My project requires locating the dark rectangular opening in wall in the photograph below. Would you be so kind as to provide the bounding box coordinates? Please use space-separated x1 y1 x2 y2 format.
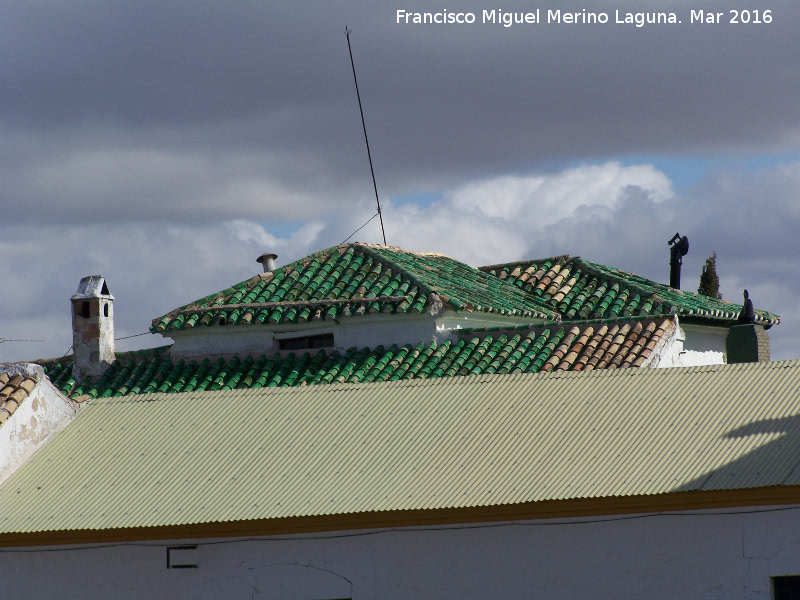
774 576 800 599
167 545 197 569
279 333 334 351
80 301 90 318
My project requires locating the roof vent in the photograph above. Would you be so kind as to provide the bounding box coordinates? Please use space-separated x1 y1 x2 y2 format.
668 233 689 289
256 253 278 273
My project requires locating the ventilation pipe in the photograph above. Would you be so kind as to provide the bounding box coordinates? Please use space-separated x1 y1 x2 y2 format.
668 233 689 289
257 253 278 273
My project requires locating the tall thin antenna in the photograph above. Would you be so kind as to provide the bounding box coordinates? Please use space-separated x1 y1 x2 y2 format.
345 26 387 246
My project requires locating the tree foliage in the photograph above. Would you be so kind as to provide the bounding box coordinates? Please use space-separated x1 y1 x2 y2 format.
698 252 722 299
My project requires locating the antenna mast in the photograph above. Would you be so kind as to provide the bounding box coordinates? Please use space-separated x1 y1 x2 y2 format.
345 26 387 246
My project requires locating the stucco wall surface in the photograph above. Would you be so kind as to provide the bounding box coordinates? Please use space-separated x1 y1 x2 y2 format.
166 311 540 360
0 364 79 486
2 506 799 599
652 321 727 368
167 314 440 359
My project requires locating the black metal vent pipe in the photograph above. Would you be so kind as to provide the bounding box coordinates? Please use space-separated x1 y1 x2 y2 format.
668 233 689 289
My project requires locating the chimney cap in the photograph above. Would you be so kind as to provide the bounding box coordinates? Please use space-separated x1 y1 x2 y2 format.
71 275 113 301
256 253 278 273
256 253 278 264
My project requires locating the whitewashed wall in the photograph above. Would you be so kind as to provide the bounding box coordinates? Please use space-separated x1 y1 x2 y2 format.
166 315 440 359
680 323 729 366
166 311 538 359
650 320 728 368
2 506 799 599
0 364 79 485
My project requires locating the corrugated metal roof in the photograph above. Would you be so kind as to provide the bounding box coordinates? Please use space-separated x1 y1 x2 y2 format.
3 360 800 535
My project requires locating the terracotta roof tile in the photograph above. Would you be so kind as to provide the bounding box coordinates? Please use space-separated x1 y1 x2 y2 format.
0 372 39 426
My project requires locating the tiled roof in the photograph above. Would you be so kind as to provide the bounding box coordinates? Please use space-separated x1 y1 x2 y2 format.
480 255 780 326
151 243 558 333
0 370 38 427
45 317 674 399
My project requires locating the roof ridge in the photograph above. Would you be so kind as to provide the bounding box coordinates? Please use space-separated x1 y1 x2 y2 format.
355 242 452 260
574 257 666 293
478 254 574 272
358 244 558 318
353 243 449 312
573 257 651 295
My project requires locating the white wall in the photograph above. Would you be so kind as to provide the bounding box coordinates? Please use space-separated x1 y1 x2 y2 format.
650 320 728 368
166 311 541 359
168 325 279 359
337 313 437 351
680 323 729 366
165 315 735 370
166 315 440 359
2 505 800 599
0 364 80 485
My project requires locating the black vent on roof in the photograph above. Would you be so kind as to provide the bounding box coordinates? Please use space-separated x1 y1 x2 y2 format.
668 233 689 289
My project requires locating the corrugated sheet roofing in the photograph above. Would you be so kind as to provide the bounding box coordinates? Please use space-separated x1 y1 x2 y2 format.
3 359 800 536
43 318 674 399
480 255 779 326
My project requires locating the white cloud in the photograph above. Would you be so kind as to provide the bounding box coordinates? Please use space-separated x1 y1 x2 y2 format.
381 162 673 265
225 220 326 259
449 162 672 223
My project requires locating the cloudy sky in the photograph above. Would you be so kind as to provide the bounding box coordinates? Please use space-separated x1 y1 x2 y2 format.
2 0 799 362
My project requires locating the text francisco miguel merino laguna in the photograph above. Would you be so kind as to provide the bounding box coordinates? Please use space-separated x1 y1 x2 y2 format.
396 8 774 27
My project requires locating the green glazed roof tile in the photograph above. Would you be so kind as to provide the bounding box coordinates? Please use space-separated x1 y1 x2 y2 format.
151 243 558 333
480 255 779 327
48 317 676 400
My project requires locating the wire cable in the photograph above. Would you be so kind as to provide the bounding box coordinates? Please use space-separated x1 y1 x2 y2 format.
116 332 150 341
345 26 387 246
340 212 379 245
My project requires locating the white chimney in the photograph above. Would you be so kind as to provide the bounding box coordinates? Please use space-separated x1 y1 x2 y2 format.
71 275 115 381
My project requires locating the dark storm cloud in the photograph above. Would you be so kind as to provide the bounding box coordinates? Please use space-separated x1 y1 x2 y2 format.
2 1 800 362
2 1 800 225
